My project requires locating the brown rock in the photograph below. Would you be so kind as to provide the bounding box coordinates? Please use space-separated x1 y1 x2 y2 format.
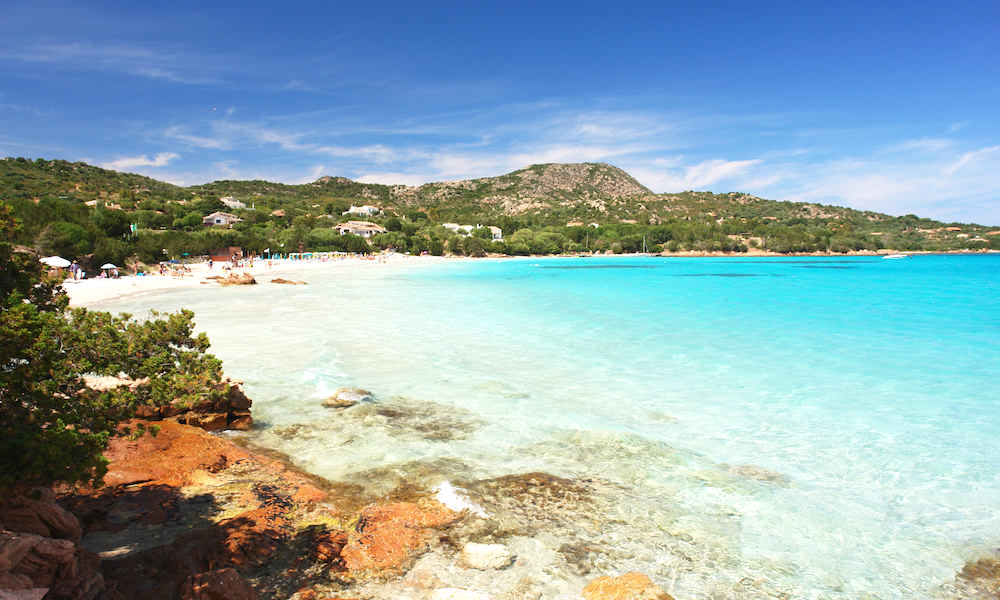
218 273 256 286
0 489 83 542
102 421 251 488
180 568 261 600
291 484 327 505
227 384 253 410
321 388 372 409
582 573 673 600
269 278 302 285
0 529 102 599
185 412 230 432
340 501 458 575
312 530 348 566
227 416 254 431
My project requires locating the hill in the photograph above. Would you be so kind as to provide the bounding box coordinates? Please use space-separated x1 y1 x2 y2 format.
2 156 998 268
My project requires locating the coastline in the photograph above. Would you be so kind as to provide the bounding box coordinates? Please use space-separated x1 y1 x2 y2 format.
64 249 999 307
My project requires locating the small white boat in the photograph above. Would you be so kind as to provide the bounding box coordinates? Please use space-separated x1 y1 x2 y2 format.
882 253 909 259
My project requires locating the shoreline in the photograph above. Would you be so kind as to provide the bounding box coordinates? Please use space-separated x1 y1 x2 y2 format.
64 249 999 307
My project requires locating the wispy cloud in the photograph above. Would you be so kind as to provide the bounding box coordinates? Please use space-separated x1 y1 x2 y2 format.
102 152 179 170
0 42 219 84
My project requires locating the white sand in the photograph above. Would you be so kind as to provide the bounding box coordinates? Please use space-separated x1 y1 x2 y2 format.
64 254 454 307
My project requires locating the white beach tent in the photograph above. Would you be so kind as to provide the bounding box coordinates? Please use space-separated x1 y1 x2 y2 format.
39 256 71 268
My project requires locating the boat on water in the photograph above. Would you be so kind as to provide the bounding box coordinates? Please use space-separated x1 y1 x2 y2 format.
882 253 909 259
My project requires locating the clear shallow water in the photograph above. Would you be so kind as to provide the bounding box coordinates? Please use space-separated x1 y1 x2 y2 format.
93 255 1000 598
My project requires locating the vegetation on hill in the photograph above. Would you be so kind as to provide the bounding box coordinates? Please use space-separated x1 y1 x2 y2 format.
2 156 997 271
0 202 226 489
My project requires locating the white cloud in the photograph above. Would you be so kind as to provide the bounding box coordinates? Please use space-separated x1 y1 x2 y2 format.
355 172 429 186
0 42 217 85
627 158 763 192
102 152 178 170
943 146 999 176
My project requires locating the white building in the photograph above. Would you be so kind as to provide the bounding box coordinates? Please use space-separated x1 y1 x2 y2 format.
220 196 247 210
202 211 244 228
443 223 503 241
336 220 388 238
342 204 381 216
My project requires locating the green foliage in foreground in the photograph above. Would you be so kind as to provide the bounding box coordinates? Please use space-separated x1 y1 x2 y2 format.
0 202 225 489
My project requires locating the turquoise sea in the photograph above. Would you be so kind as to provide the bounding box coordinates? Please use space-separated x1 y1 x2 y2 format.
94 255 1000 599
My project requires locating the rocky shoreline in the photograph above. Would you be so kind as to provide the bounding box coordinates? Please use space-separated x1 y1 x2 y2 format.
3 384 998 599
0 382 677 600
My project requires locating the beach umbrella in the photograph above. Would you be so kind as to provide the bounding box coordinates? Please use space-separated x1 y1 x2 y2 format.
167 259 181 264
101 263 118 269
40 256 71 268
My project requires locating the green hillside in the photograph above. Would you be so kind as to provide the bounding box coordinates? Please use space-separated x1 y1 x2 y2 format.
2 156 997 270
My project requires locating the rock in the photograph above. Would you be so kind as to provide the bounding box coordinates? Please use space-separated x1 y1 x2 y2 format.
217 273 256 286
311 530 348 566
460 542 513 570
0 489 83 542
0 529 103 600
269 278 305 285
102 421 251 488
340 500 458 575
428 589 492 600
291 484 327 505
321 388 372 409
180 568 261 600
185 412 229 432
953 552 1000 598
227 415 254 431
226 384 253 410
581 573 674 600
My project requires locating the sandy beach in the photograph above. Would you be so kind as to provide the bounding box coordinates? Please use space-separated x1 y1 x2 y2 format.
62 253 449 306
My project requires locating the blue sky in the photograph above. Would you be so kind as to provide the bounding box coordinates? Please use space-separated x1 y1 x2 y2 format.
2 1 999 224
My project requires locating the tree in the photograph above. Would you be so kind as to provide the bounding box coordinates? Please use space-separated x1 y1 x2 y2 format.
0 202 226 490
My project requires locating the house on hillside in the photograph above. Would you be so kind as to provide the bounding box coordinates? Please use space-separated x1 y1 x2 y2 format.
443 223 476 235
202 212 244 228
443 223 502 241
336 220 388 238
220 196 246 210
342 204 381 216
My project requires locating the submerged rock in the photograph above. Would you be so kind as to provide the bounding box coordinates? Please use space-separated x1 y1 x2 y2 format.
948 551 1000 599
322 388 373 409
582 572 674 600
723 464 790 487
269 278 306 285
460 542 513 570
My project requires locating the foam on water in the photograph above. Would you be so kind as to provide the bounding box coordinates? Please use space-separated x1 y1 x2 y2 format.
92 255 1000 598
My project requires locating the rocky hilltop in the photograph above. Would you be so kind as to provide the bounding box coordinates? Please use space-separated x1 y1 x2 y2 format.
386 163 651 215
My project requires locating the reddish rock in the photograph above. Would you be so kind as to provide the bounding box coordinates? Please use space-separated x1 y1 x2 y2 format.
0 488 83 542
340 501 458 575
312 530 349 567
291 484 327 505
102 421 251 488
582 572 674 600
186 412 230 432
228 414 254 431
0 529 103 600
180 568 260 600
227 383 252 410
